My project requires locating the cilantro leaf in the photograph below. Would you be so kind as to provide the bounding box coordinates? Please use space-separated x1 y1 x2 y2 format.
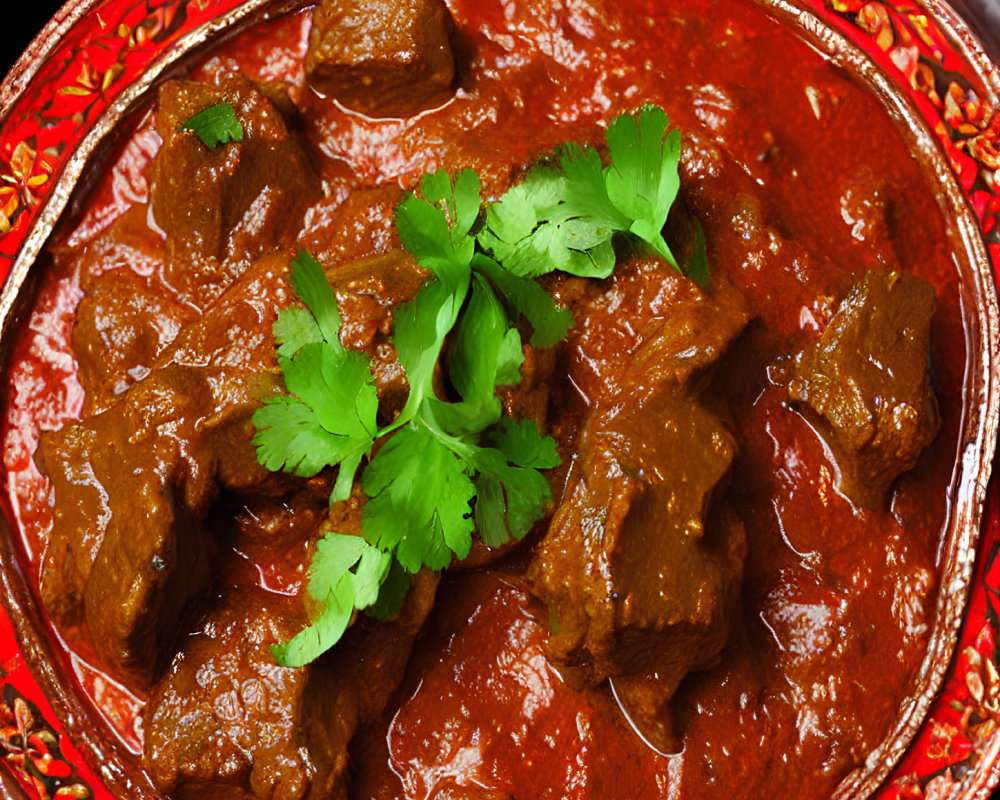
390 279 467 427
486 417 561 470
478 164 617 278
471 417 560 546
603 105 682 268
472 253 572 346
441 274 512 431
273 306 323 360
419 168 481 243
479 106 700 281
361 421 476 572
252 395 358 478
390 170 483 429
252 341 377 500
180 102 244 150
272 531 391 668
686 217 710 287
472 446 554 546
252 253 377 501
288 249 344 346
495 329 525 386
366 558 410 620
257 105 699 667
395 169 478 293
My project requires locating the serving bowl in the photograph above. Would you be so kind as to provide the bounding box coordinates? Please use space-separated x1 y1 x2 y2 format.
0 1 997 799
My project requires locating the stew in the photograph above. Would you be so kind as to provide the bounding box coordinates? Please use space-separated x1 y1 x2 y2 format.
0 0 969 798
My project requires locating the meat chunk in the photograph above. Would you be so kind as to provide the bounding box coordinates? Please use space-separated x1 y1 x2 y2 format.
305 0 456 118
151 75 320 310
788 268 939 509
38 256 289 688
143 564 439 800
73 261 192 413
143 589 325 800
39 250 425 689
530 385 746 752
529 270 750 752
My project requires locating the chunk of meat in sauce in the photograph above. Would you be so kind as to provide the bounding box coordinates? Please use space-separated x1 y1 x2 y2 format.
143 587 325 800
38 256 288 688
71 224 193 412
144 578 441 800
305 0 456 119
143 500 439 800
530 266 750 752
38 250 424 689
151 75 320 311
788 269 939 509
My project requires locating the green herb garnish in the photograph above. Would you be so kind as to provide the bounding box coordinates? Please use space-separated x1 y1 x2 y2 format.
478 104 706 283
253 105 706 667
180 102 244 150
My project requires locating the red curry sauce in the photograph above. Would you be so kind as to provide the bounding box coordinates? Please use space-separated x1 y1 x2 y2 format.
1 0 967 797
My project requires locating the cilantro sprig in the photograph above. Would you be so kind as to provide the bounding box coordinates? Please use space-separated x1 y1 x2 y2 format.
253 105 706 667
180 102 244 150
478 104 707 284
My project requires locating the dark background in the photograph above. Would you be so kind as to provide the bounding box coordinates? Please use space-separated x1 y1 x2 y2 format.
1 0 1000 796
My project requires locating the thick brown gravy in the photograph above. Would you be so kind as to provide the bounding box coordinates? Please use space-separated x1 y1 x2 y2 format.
0 0 969 797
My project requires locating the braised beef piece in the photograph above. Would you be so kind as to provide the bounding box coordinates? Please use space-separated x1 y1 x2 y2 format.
529 266 750 753
143 588 324 800
38 250 425 690
305 0 456 118
38 256 288 688
298 185 407 272
70 73 320 412
151 75 320 310
143 501 439 800
788 268 939 509
71 212 194 413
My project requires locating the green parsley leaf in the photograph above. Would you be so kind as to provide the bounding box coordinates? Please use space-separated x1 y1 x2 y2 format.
472 253 572 347
395 169 478 293
686 217 710 287
443 274 512 430
603 105 682 268
273 306 324 360
485 416 561 470
180 102 244 150
478 164 617 278
472 446 553 546
390 279 467 427
272 531 391 668
472 417 560 546
361 421 477 573
366 558 410 620
390 170 482 429
252 253 377 501
495 329 525 386
479 106 700 281
288 249 344 346
257 105 701 666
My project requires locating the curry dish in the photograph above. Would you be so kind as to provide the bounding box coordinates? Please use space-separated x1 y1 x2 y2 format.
0 0 972 797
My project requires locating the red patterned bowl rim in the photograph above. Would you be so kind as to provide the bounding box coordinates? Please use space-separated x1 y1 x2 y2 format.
0 2 998 799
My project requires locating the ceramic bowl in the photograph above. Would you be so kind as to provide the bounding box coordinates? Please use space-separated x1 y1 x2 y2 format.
0 1 998 799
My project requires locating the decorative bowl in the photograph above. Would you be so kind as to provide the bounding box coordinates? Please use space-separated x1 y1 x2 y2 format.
0 1 998 799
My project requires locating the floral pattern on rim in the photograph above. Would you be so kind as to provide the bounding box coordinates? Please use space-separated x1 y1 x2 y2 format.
0 0 997 799
0 140 60 236
0 683 90 799
818 0 1000 279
